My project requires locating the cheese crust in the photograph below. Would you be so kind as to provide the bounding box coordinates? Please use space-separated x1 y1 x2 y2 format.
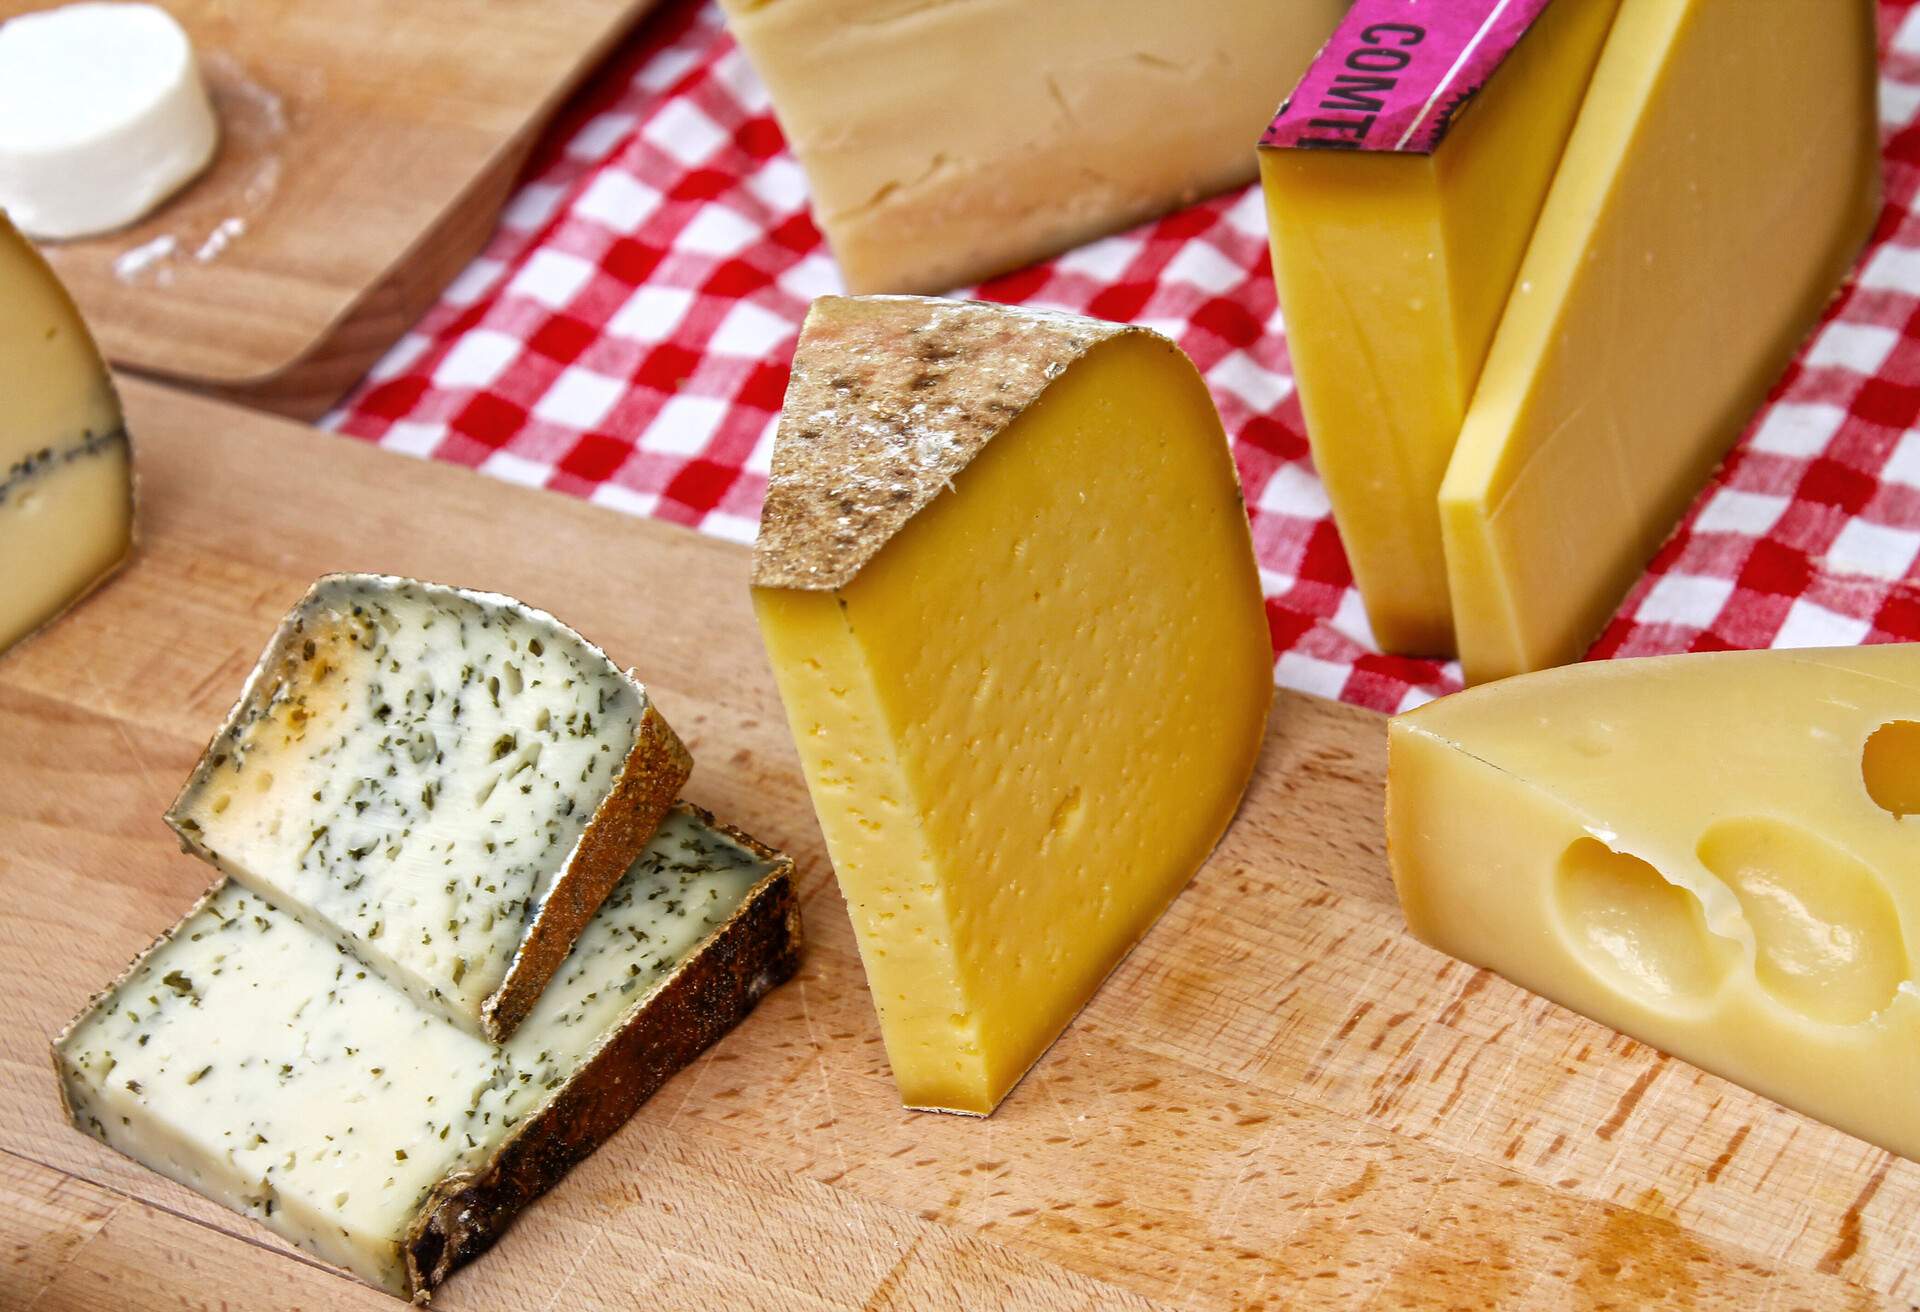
754 295 1132 591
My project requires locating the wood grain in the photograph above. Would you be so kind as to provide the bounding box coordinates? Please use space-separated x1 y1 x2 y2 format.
0 378 1914 1309
2 0 660 419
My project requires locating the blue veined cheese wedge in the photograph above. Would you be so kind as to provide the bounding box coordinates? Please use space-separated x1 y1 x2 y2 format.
56 804 802 1301
167 574 694 1042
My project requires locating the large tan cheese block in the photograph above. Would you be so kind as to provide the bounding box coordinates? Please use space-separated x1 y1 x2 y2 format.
717 0 1351 293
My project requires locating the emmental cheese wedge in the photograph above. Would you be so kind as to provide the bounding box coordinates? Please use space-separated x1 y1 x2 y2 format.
0 210 134 654
717 0 1350 293
58 804 801 1300
168 575 693 1042
753 296 1272 1114
1438 0 1880 684
1388 646 1920 1161
1260 0 1620 655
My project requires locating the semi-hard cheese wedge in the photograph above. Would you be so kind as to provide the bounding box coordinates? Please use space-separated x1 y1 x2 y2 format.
753 296 1272 1114
1260 0 1619 655
57 804 801 1300
1438 0 1880 684
717 0 1349 294
167 575 693 1042
1388 646 1920 1161
0 210 134 654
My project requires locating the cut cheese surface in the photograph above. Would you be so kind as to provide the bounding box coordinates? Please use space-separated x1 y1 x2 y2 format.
0 211 133 654
1260 0 1619 655
0 3 219 240
717 0 1348 293
754 296 1272 1114
1438 0 1880 684
1388 645 1920 1161
58 807 780 1297
167 574 692 1041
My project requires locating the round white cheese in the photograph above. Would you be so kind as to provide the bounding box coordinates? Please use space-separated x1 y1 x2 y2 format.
0 3 219 240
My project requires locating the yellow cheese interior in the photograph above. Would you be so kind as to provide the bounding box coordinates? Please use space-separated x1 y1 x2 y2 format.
0 218 132 653
1438 0 1880 684
1259 0 1619 655
1388 645 1920 1161
755 334 1272 1113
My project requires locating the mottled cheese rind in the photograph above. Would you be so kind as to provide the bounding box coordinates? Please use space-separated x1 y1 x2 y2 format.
753 296 1117 592
754 296 1271 1114
56 805 799 1299
716 0 1349 293
1437 0 1880 683
167 574 692 1042
0 210 134 653
1387 645 1920 1161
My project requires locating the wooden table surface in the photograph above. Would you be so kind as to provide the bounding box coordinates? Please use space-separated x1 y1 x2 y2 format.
5 0 660 419
1 380 1915 1310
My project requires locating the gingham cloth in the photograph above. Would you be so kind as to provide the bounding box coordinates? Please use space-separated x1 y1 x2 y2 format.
328 0 1920 714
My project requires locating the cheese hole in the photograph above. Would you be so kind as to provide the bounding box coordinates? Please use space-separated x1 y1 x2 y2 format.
210 793 231 815
1696 817 1907 1025
1862 720 1920 818
255 771 274 793
1044 787 1084 847
1554 839 1730 1008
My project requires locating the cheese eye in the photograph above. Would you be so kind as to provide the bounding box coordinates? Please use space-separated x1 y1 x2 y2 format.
1861 720 1920 819
1696 818 1907 1026
1554 838 1731 1009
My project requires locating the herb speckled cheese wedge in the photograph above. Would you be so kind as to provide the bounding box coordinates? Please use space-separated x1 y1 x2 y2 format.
167 574 692 1042
56 804 801 1302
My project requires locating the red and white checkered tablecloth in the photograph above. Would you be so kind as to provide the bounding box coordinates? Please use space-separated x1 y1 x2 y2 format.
327 0 1920 715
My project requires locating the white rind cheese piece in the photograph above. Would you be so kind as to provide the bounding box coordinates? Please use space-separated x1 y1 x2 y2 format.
716 0 1350 294
0 211 134 654
167 574 694 1042
57 805 801 1300
0 3 220 240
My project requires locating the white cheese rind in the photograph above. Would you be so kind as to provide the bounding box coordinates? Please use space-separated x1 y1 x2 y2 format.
0 211 134 653
0 3 219 240
57 808 780 1298
167 574 690 1040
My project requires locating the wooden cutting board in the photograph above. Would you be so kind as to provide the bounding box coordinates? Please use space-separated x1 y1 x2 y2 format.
2 0 660 420
2 380 1915 1311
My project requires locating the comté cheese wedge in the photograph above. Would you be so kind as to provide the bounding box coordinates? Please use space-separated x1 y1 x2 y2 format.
1388 646 1920 1161
752 296 1272 1114
168 574 693 1042
717 0 1349 294
58 804 801 1300
0 209 134 654
1438 0 1880 684
1259 0 1620 656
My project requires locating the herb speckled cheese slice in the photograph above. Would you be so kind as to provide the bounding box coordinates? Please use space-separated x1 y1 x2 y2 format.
167 574 693 1042
56 804 802 1302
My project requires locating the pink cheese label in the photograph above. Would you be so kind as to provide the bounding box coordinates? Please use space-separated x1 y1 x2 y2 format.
1261 0 1556 155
